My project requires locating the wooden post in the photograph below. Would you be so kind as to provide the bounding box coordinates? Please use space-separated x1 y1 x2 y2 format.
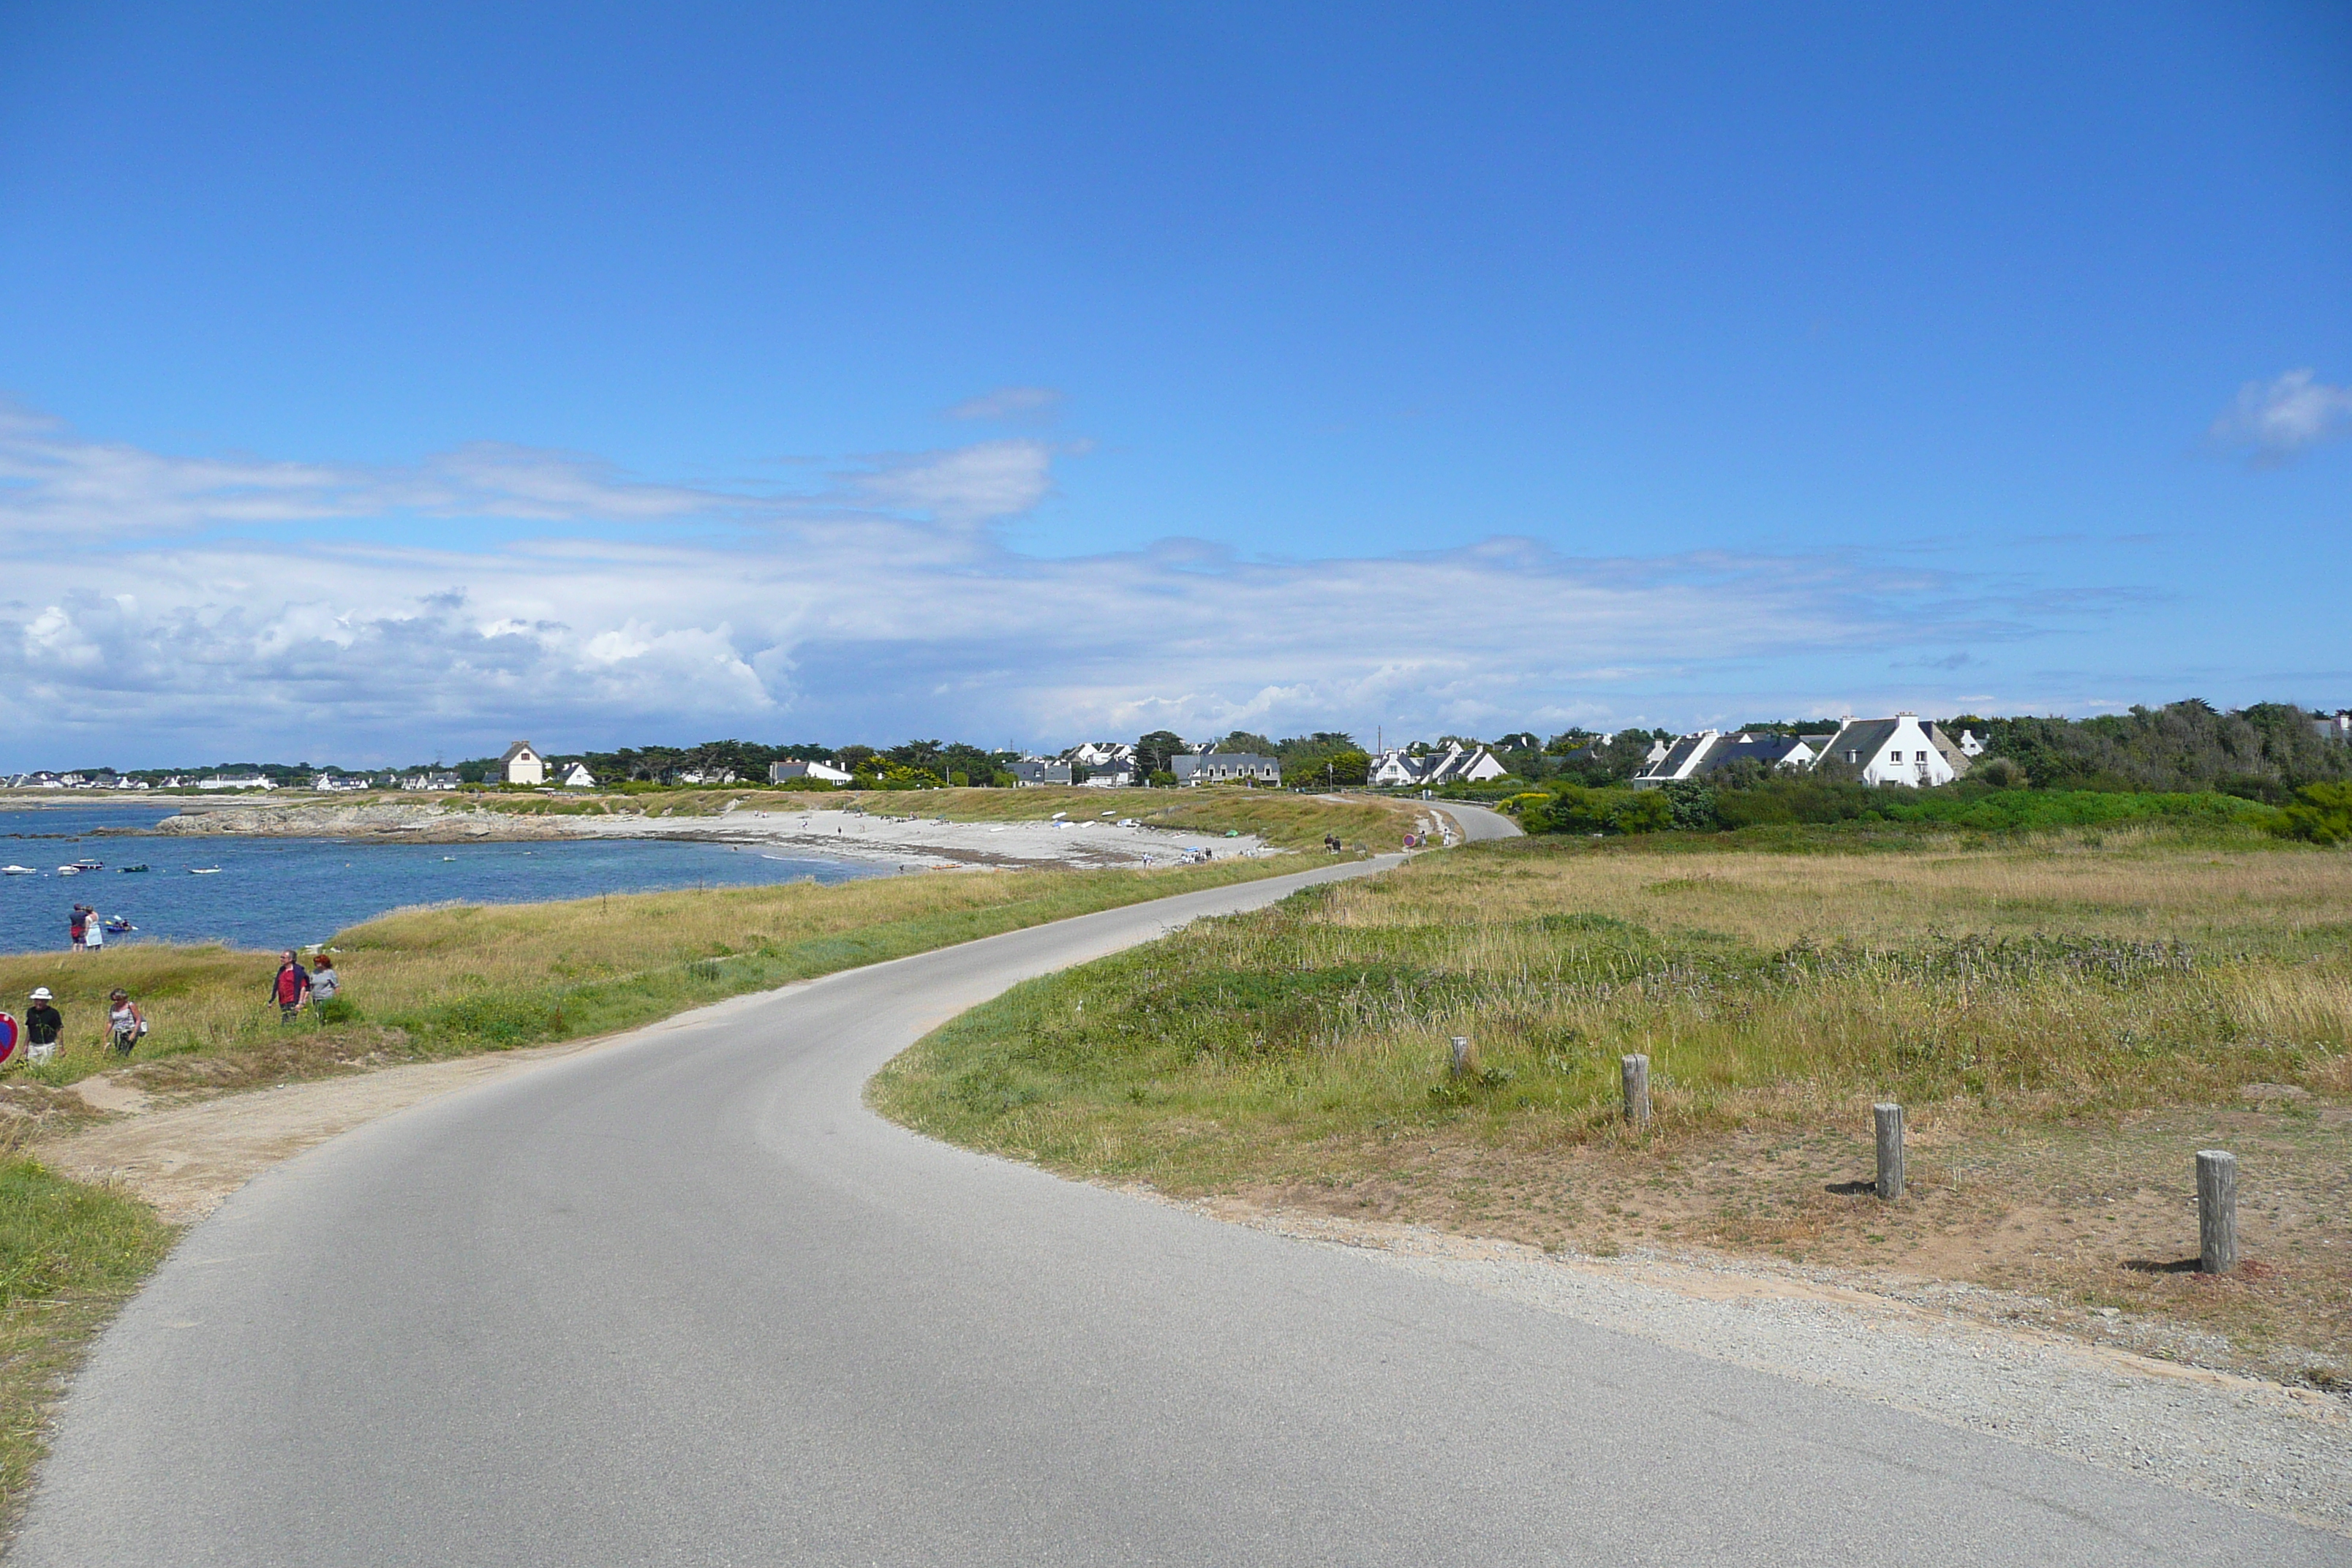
2197 1150 2237 1275
1449 1036 1471 1077
1621 1054 1651 1126
1874 1103 1904 1201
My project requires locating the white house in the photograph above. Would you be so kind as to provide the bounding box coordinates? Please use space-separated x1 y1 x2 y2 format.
500 742 546 786
1367 745 1508 789
1172 753 1281 786
1069 741 1136 770
1007 759 1074 787
1630 731 1818 788
400 771 463 791
672 768 736 785
559 762 598 788
2312 712 2351 745
1812 715 1958 788
197 774 275 791
769 759 854 785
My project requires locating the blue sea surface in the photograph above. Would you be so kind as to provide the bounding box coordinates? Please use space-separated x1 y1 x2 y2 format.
0 802 884 956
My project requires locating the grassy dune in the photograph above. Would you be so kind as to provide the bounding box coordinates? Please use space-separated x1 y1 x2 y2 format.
873 832 2352 1377
0 856 1301 1099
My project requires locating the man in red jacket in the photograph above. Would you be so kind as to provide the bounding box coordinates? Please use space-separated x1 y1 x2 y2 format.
270 951 310 1022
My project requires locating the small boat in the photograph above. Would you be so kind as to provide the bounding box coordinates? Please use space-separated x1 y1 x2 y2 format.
70 859 102 872
188 866 222 875
56 865 80 875
1 865 34 876
102 917 134 935
118 864 149 873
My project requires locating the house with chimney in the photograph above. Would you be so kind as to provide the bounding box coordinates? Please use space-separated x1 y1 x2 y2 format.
500 742 546 786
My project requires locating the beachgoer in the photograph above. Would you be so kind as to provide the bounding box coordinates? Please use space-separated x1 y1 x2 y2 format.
24 988 61 1052
83 908 104 952
105 989 145 1057
68 905 87 952
270 951 311 1022
309 952 340 1010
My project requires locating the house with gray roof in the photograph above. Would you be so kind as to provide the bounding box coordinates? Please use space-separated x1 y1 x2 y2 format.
1811 714 1963 787
1630 731 1820 788
1172 753 1280 786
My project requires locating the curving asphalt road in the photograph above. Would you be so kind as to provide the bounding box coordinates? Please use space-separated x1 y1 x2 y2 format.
13 854 2337 1565
1424 799 1521 843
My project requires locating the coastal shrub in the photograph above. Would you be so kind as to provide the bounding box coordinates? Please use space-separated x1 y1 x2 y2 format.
1521 785 1669 835
2274 782 2352 845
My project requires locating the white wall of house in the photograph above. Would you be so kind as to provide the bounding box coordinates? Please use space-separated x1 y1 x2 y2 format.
1822 715 1956 788
502 743 546 786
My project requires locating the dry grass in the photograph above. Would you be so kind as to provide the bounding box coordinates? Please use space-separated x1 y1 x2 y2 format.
874 833 2352 1379
0 856 1298 1097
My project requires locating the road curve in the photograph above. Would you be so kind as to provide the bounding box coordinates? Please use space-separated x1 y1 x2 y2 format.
1426 799 1521 842
15 859 2334 1566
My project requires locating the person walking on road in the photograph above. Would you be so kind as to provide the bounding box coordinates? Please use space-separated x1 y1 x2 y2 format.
105 989 145 1057
270 951 310 1023
24 988 61 1063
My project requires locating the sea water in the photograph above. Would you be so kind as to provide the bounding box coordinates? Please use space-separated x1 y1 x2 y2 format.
0 802 884 956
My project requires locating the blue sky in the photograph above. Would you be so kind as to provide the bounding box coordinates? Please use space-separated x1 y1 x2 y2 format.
1 3 2346 767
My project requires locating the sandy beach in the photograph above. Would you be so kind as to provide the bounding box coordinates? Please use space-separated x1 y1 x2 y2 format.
140 797 1278 870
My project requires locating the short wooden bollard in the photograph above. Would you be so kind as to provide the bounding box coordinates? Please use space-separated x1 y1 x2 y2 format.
2197 1149 2237 1275
1874 1103 1904 1201
1621 1054 1651 1126
1449 1036 1471 1077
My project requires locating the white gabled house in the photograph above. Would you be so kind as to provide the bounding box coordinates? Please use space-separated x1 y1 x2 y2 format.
559 762 598 788
1631 731 1818 788
500 742 546 786
1368 745 1508 789
1812 714 1959 788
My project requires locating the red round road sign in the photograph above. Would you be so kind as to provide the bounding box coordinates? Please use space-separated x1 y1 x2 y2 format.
0 1012 17 1066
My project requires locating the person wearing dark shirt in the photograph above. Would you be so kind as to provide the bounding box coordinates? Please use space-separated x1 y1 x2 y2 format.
24 987 61 1047
270 952 311 1023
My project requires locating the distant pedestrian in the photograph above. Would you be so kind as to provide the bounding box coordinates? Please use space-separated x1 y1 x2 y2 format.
24 988 61 1063
270 951 310 1022
83 907 104 952
68 905 87 951
105 989 145 1057
309 952 340 1011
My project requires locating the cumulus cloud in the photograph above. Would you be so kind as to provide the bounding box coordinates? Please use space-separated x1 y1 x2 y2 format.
943 385 1063 421
0 408 2045 766
2209 369 2352 464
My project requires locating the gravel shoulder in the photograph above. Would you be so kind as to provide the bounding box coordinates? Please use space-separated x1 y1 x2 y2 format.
1153 1193 2352 1537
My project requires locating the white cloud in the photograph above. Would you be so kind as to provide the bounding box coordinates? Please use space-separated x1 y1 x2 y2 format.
847 440 1061 525
943 385 1063 421
2209 369 2352 464
0 407 2056 767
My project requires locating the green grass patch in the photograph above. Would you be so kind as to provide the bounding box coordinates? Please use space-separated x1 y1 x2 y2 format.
0 1159 176 1525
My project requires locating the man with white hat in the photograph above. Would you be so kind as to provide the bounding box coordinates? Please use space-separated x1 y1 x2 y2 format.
24 989 61 1062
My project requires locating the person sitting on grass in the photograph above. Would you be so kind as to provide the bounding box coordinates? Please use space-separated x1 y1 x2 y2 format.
270 951 310 1023
105 988 145 1057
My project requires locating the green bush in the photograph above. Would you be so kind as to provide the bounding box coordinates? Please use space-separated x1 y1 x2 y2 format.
2274 782 2352 845
1522 784 1671 835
